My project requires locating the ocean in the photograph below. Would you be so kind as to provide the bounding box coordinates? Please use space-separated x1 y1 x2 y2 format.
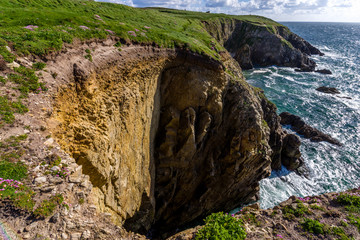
245 22 360 209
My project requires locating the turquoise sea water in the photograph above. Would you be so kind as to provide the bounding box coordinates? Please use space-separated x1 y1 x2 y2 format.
245 22 360 209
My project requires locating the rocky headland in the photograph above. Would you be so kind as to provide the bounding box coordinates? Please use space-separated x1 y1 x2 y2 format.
0 1 350 239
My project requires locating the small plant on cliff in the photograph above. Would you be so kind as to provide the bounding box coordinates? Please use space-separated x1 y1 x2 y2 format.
32 62 46 71
242 212 261 226
347 215 360 232
48 154 62 168
0 96 28 125
84 49 93 62
33 193 64 218
0 178 35 212
52 167 69 179
195 212 247 240
282 202 312 219
301 218 325 235
336 192 360 213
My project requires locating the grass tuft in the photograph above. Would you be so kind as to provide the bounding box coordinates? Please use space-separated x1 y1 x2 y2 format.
195 212 247 240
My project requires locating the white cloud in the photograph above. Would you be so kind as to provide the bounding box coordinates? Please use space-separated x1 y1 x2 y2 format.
95 0 360 22
205 0 238 7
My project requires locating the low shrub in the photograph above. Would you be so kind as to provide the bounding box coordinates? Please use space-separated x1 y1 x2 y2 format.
0 160 27 181
33 194 64 217
336 193 360 212
32 62 46 71
195 212 247 240
282 202 312 219
301 218 325 235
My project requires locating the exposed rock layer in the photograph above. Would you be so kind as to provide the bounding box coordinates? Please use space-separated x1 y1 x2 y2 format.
257 91 303 171
53 45 272 232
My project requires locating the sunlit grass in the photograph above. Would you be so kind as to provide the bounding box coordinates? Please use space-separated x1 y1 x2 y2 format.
0 0 285 61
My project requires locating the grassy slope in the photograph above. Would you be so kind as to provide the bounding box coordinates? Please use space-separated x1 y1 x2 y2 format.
0 0 285 61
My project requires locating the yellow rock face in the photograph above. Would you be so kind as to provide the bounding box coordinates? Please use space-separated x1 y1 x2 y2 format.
52 47 175 228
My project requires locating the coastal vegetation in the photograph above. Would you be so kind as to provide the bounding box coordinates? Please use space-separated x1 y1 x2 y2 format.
195 212 247 240
0 0 283 61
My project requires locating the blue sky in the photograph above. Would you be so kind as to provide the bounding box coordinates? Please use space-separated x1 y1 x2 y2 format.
96 0 360 22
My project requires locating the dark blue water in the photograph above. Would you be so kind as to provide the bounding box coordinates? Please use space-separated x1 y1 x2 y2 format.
246 22 360 208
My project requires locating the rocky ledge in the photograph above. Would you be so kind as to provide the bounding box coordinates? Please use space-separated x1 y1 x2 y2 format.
280 112 342 146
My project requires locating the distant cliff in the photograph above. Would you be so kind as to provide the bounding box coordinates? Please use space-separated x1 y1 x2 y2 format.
203 18 322 71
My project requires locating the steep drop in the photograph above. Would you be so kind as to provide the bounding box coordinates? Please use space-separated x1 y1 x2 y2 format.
51 39 303 234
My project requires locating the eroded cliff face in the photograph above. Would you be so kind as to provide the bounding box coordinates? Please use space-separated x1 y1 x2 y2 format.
49 20 310 233
50 42 281 233
153 55 272 231
203 18 322 71
52 45 177 232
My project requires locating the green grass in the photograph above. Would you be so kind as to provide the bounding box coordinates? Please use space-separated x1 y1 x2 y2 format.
195 212 247 240
32 62 46 70
33 193 64 217
0 161 27 180
301 218 325 235
282 202 312 219
0 0 286 61
11 66 48 96
0 96 28 125
336 193 360 213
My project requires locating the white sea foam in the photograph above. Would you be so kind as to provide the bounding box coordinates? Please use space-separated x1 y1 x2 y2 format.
253 23 360 209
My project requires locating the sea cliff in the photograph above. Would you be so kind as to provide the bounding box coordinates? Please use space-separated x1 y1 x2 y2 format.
0 1 330 239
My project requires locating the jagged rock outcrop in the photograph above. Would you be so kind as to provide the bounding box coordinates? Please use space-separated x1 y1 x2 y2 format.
255 89 303 171
280 112 342 146
203 18 323 71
